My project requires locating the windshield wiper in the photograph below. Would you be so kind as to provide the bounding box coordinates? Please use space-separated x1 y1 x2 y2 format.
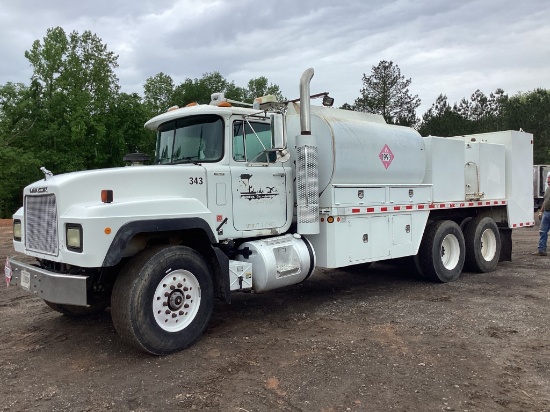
176 157 202 165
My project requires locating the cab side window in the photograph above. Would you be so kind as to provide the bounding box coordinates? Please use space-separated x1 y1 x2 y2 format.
233 121 275 163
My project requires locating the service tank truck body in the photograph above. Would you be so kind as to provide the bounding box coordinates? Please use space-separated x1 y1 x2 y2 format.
5 69 534 354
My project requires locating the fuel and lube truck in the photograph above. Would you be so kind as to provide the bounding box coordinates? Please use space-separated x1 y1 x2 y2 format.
5 69 535 355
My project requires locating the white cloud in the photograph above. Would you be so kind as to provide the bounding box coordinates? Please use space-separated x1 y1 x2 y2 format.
0 0 548 116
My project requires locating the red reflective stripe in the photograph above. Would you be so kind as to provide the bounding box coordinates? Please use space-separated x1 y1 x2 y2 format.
381 207 388 212
394 206 401 211
352 208 360 213
406 205 413 210
418 205 425 209
367 207 375 213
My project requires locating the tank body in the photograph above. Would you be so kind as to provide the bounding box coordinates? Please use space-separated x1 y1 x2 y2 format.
285 104 427 199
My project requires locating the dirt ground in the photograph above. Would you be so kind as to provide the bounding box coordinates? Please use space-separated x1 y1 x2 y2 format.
1 218 549 412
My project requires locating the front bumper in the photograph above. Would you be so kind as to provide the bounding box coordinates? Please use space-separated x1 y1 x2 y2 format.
5 257 88 306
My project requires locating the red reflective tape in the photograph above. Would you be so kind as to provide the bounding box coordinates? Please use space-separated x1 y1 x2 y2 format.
513 224 517 227
478 202 483 206
352 208 360 213
418 205 425 209
468 202 474 206
520 223 524 227
381 207 388 212
406 205 413 210
485 201 491 205
439 204 445 208
394 206 401 211
367 207 375 213
429 205 435 209
494 201 499 205
450 203 456 208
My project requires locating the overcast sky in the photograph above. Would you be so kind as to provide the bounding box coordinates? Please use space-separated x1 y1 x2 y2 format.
0 0 548 115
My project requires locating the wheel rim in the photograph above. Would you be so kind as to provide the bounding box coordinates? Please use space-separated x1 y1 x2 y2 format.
152 269 201 332
440 234 460 270
480 228 497 262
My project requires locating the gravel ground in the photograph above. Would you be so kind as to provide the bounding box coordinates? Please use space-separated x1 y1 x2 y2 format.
1 217 549 412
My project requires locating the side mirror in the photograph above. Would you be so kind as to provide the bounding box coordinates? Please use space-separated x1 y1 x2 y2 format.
271 114 285 150
270 114 290 163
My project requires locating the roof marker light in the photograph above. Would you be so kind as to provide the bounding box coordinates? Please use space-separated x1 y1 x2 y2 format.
101 190 113 203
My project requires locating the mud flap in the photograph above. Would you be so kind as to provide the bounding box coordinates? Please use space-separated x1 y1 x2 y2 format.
498 227 512 262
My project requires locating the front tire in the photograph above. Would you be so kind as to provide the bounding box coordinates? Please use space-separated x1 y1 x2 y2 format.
418 220 465 283
111 245 214 355
463 216 501 272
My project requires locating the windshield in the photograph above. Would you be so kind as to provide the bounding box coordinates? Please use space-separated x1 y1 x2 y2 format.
155 114 224 164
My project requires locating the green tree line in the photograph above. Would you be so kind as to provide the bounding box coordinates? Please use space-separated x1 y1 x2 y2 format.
0 27 284 217
345 60 550 165
1 29 549 218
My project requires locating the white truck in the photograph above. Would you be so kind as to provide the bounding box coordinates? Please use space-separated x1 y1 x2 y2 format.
533 164 550 210
5 69 534 355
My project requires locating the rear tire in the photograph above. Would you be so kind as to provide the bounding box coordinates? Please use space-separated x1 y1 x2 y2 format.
418 220 465 283
464 216 501 272
111 245 213 355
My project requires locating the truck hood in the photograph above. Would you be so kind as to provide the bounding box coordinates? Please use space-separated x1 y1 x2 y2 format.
24 165 208 213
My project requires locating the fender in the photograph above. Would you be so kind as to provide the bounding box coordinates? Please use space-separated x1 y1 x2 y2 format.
102 217 217 267
103 217 231 303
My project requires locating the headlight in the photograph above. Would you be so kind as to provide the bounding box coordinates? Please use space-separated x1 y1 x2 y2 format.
66 224 83 252
13 220 22 241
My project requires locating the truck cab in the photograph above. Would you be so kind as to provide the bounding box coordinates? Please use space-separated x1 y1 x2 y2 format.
144 100 293 240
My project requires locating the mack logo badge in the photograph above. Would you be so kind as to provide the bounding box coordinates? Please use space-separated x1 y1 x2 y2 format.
30 187 48 193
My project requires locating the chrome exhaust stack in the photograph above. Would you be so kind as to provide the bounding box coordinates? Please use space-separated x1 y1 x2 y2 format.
296 68 320 235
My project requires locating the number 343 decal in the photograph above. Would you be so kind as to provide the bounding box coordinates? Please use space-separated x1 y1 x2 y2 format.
189 177 204 185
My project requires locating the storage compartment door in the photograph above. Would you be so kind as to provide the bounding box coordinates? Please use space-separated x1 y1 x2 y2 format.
347 216 390 263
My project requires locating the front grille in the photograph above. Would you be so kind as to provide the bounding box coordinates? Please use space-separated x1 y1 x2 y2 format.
25 194 58 255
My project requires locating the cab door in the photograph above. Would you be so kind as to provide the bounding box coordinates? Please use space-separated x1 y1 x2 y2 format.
230 118 288 231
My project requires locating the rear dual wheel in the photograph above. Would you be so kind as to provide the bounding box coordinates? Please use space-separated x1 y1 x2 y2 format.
417 217 501 282
418 220 465 283
464 216 501 273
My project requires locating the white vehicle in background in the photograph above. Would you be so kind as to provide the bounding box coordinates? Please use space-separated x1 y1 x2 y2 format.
533 165 550 210
5 69 534 354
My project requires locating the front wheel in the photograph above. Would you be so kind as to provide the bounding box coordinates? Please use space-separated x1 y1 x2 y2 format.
111 245 214 355
418 220 465 283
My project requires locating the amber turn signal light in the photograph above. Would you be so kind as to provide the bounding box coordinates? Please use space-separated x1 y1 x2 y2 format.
101 190 113 203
